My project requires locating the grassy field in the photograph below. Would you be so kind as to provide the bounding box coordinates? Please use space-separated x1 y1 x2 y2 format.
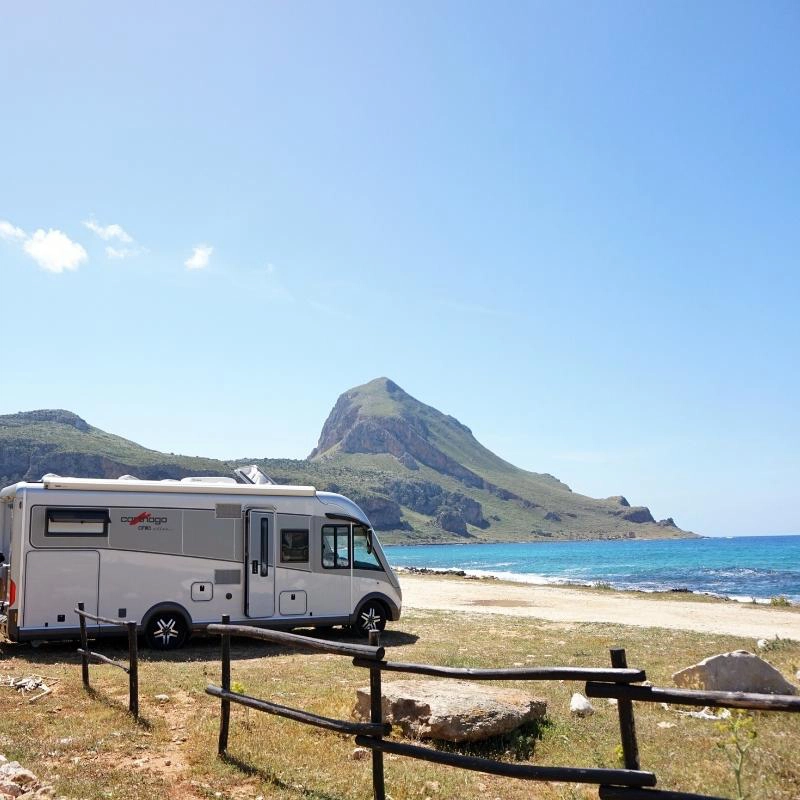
1 609 799 800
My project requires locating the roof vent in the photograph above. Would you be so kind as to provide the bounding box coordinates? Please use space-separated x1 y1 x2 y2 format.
234 465 275 485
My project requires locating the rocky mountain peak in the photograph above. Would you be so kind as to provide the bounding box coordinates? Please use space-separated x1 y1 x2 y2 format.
4 409 90 432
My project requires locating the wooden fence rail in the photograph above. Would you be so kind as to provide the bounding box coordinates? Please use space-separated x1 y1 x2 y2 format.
74 602 139 718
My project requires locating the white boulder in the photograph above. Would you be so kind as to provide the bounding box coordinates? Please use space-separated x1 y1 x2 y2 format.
673 651 798 694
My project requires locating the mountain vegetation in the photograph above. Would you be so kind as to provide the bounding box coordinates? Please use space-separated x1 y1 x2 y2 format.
0 378 694 543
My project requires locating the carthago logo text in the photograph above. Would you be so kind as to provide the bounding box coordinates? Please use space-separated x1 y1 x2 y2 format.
121 512 169 530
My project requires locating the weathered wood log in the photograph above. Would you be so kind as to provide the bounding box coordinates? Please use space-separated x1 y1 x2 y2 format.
74 608 134 626
77 648 129 673
206 623 384 660
599 786 726 800
206 685 390 737
368 630 386 800
77 602 89 688
586 682 800 712
218 615 231 755
127 621 139 718
352 660 646 683
611 649 640 770
353 736 657 787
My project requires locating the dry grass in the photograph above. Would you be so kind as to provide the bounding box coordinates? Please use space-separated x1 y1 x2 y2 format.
1 610 799 800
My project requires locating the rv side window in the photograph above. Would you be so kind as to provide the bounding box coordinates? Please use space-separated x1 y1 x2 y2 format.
321 524 350 569
353 525 383 571
46 508 110 537
280 529 309 563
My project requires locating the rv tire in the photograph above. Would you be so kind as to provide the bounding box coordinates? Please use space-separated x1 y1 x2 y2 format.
352 599 388 637
144 609 190 650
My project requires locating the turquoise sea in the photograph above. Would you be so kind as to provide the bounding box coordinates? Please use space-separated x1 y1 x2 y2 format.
383 535 800 604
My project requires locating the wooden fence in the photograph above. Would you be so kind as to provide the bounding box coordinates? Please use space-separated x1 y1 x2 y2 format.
204 618 800 800
74 602 140 718
207 616 800 800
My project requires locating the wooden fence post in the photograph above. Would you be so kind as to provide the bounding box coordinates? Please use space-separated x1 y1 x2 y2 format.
610 648 640 770
127 621 139 719
78 602 89 689
218 614 231 755
368 629 386 800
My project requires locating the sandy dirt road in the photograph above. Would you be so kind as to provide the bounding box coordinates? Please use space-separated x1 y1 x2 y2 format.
399 574 800 639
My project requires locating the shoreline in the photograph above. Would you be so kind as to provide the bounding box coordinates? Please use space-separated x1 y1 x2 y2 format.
398 572 800 638
381 533 704 546
394 565 797 606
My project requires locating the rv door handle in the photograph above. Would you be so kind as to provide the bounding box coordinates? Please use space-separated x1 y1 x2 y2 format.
251 560 258 574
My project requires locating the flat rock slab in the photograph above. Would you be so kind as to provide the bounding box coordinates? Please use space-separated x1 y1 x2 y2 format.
673 650 798 695
354 679 547 742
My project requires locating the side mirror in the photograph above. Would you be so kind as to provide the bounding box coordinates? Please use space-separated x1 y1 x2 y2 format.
366 529 374 555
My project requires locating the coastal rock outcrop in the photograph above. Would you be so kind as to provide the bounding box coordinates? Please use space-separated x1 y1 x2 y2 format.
608 496 630 507
345 490 409 531
434 509 471 537
379 479 489 529
673 651 798 695
354 679 547 742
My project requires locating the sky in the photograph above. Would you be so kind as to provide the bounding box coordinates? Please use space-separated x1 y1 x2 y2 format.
1 1 798 537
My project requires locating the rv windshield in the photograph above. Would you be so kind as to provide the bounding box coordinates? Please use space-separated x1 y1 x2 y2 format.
353 525 383 571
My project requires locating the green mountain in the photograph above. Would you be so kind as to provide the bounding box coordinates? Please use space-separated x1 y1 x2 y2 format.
0 379 694 543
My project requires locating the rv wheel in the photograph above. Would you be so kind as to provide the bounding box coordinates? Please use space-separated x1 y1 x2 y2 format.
144 611 189 650
353 600 387 637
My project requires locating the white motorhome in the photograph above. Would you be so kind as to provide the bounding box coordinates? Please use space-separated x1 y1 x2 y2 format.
0 468 402 649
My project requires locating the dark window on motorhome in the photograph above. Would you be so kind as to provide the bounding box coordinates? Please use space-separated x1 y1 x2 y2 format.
322 524 350 569
353 524 383 571
46 508 110 537
280 529 309 563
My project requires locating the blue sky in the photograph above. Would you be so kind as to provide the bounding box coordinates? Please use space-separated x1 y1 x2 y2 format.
1 2 798 536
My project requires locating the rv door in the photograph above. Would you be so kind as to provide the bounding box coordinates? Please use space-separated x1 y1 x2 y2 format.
245 510 275 618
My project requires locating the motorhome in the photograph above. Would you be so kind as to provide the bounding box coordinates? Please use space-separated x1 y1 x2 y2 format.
0 468 402 649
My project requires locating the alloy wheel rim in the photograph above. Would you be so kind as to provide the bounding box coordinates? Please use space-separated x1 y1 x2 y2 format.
359 606 381 630
154 617 180 645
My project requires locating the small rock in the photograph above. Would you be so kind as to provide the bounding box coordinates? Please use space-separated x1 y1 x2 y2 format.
0 782 23 798
657 721 676 729
423 781 440 793
10 771 36 788
606 698 618 706
351 748 369 761
154 694 170 703
569 693 594 717
676 706 730 721
756 639 769 650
